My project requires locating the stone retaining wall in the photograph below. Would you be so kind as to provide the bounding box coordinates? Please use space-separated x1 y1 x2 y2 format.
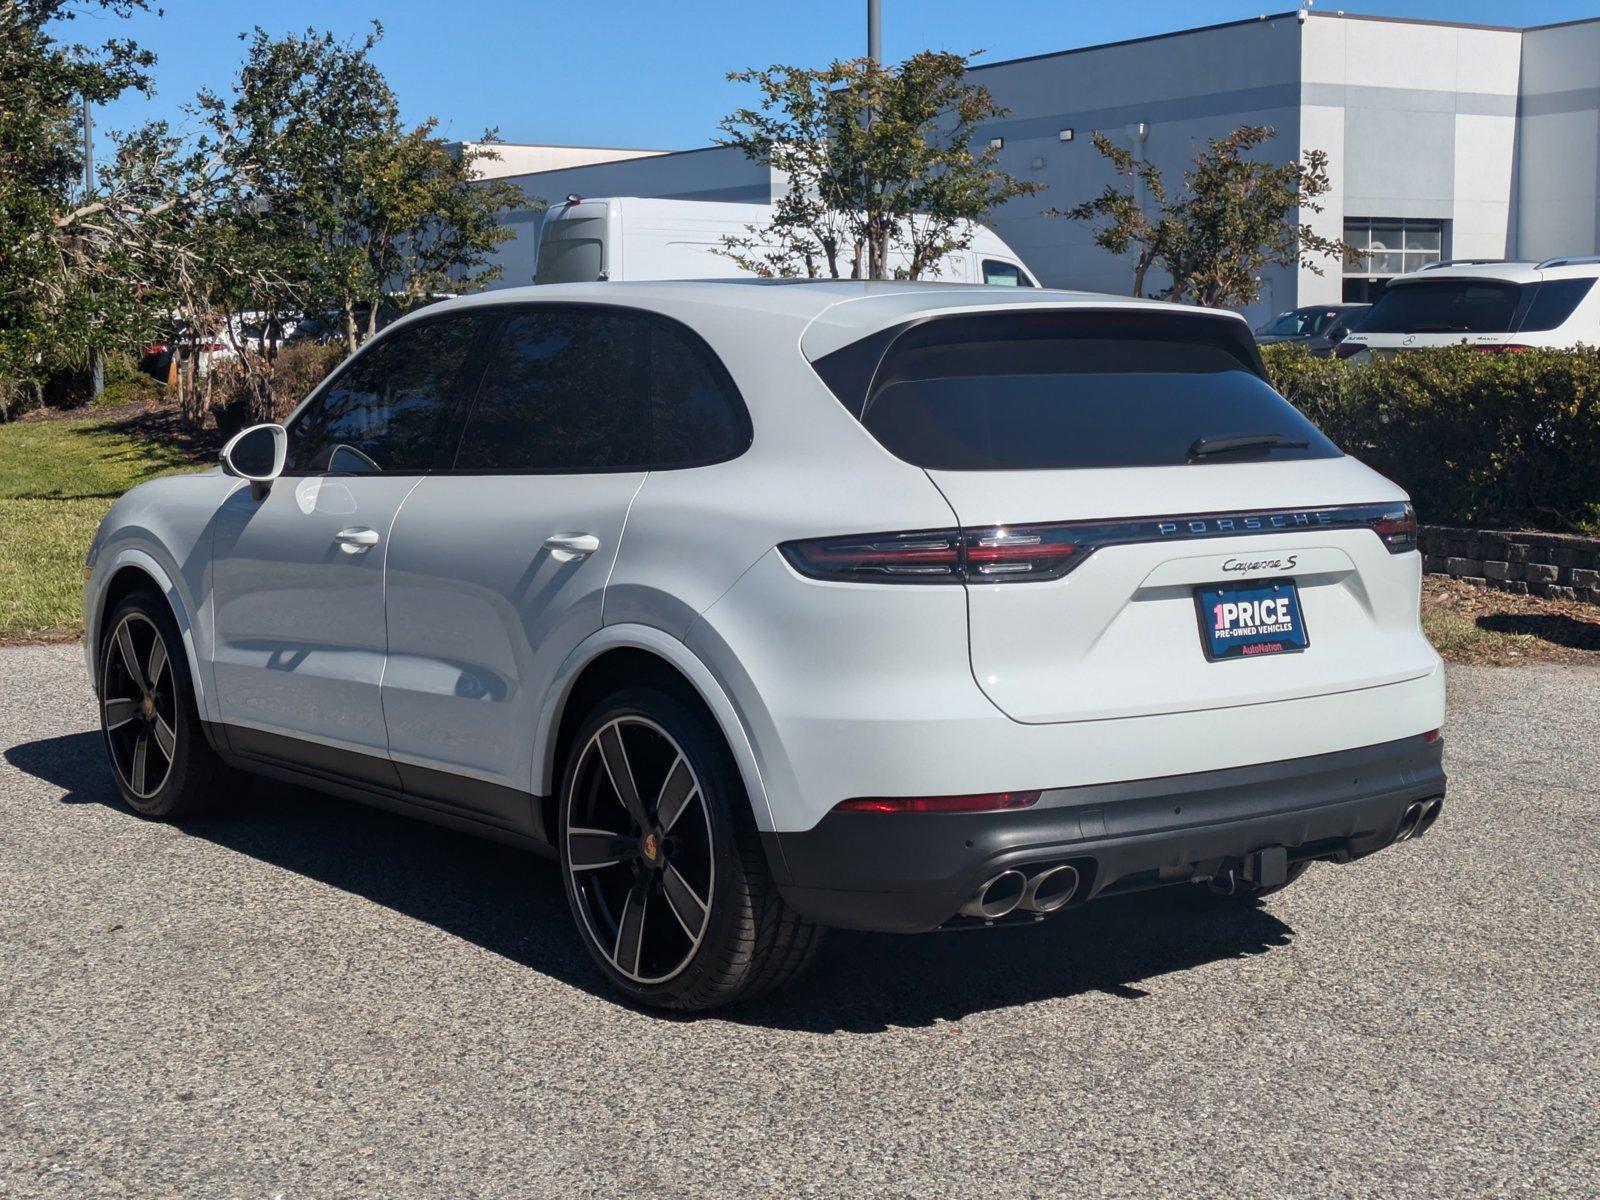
1420 525 1600 605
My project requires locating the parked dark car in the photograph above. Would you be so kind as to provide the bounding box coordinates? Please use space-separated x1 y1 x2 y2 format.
1254 304 1370 356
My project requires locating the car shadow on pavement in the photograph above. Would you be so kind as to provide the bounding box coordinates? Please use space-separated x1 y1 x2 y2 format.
7 730 1296 1032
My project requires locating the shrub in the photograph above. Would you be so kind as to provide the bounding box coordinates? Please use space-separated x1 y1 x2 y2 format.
204 340 348 432
264 341 346 421
1262 344 1600 533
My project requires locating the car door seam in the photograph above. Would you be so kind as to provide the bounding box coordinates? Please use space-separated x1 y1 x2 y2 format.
376 475 431 766
600 472 650 626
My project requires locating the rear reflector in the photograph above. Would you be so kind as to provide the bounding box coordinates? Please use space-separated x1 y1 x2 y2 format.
1421 729 1441 743
833 791 1041 814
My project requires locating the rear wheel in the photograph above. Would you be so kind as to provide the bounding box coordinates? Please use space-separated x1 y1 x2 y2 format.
558 686 822 1010
98 589 235 819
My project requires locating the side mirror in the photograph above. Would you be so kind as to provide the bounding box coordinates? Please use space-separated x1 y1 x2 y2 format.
220 423 287 499
1329 325 1349 344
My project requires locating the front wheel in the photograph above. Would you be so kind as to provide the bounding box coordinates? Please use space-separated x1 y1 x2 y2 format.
98 589 236 819
558 686 822 1011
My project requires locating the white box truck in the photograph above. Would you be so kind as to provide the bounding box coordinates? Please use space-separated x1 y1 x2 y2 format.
494 196 1038 288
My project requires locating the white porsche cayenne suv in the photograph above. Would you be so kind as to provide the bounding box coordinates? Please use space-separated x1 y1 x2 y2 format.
85 281 1446 1010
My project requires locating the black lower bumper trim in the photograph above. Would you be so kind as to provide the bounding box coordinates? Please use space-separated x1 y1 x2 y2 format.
765 736 1445 933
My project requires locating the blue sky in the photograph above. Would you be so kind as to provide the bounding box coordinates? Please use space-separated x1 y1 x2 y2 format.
84 0 1599 149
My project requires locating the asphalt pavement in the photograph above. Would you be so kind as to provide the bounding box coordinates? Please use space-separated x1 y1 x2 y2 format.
1 643 1596 1198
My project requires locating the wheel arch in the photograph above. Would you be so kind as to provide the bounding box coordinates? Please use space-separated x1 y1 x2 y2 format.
534 625 776 840
90 552 207 717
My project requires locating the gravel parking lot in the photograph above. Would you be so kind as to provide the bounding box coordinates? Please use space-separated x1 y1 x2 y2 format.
1 643 1596 1199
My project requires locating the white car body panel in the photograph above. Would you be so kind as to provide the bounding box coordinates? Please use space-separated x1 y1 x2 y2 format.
688 549 1443 832
210 473 422 778
381 471 646 821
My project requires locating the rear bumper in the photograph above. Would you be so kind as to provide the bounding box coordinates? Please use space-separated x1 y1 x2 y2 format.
765 734 1445 933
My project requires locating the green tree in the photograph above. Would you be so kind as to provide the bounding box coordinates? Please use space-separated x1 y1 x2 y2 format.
0 0 157 410
1057 124 1353 307
199 26 530 356
717 51 1042 280
337 121 530 348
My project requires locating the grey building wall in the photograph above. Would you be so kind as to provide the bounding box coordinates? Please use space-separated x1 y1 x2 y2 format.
1515 19 1600 261
1297 14 1524 306
481 12 1600 311
970 13 1305 323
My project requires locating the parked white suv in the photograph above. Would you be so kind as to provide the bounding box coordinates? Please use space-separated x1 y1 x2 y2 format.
85 281 1446 1010
1337 256 1600 358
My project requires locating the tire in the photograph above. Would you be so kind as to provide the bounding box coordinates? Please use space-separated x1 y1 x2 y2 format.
98 587 237 819
557 685 823 1011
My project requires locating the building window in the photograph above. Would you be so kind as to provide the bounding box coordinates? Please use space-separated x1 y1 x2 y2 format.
1343 218 1444 303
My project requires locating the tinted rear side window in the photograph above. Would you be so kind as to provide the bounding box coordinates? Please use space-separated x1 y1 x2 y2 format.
453 308 749 472
812 311 1340 471
1519 278 1595 332
286 315 480 474
456 310 648 471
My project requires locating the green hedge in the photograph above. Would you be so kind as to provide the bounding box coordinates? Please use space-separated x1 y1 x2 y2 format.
1261 344 1600 534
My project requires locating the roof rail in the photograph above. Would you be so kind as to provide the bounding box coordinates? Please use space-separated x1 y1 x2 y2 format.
1418 258 1527 271
1534 255 1600 270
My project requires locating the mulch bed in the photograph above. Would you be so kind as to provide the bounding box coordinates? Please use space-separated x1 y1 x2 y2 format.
1423 575 1600 665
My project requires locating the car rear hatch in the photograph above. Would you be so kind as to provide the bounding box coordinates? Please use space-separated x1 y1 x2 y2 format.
804 305 1436 724
1340 272 1595 354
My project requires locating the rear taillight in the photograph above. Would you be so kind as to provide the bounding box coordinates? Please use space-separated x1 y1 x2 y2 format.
781 524 1081 584
1368 502 1417 553
833 791 1041 814
782 503 1422 584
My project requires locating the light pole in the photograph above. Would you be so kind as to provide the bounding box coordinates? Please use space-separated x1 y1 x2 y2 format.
868 0 881 63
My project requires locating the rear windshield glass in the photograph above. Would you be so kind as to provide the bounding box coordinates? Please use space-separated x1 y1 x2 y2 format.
536 221 604 284
1360 277 1594 334
811 311 1341 471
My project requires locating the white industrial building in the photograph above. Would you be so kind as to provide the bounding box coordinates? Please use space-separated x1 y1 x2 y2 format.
472 9 1600 321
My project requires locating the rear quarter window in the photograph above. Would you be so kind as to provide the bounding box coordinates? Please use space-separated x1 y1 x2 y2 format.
810 310 1341 471
1518 278 1595 332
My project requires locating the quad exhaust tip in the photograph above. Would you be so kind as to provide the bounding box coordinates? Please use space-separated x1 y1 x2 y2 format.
959 870 1028 920
960 863 1082 921
1395 797 1445 843
1021 863 1080 914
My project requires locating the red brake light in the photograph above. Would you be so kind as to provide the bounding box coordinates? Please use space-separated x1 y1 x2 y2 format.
833 791 1041 814
1421 729 1442 743
1368 503 1417 553
781 525 1082 584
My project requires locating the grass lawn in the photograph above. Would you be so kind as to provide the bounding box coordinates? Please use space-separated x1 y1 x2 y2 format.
0 412 203 641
